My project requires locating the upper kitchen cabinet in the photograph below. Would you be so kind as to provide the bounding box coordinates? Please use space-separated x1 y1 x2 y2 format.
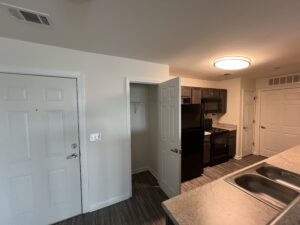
181 86 192 97
202 88 220 98
181 86 192 104
219 89 227 113
181 86 227 114
191 88 202 104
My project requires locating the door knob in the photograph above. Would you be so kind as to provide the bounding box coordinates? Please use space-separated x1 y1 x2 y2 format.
170 148 179 153
71 143 78 149
66 153 78 159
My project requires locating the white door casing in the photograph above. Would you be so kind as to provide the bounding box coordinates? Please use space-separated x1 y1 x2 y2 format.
0 73 82 225
158 77 181 198
259 87 300 157
241 89 256 157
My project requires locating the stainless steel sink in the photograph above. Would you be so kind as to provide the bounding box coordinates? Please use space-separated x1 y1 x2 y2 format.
256 164 300 190
225 163 300 210
234 174 299 209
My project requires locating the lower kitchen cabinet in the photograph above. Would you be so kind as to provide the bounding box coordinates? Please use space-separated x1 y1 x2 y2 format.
166 215 175 225
228 131 237 158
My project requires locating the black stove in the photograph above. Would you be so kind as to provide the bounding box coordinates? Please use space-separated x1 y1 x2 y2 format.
204 119 230 166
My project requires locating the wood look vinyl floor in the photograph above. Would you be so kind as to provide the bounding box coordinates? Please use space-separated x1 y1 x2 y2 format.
55 155 266 225
54 171 168 225
181 154 267 192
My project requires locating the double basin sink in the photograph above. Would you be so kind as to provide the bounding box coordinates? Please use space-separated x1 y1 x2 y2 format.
225 162 300 211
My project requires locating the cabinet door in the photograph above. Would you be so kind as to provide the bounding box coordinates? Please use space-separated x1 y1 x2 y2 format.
202 88 220 98
228 131 237 158
181 86 192 97
220 89 227 113
191 88 202 104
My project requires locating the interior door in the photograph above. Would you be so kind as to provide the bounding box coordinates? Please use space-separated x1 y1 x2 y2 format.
158 77 181 198
242 89 256 156
260 87 300 157
0 73 82 225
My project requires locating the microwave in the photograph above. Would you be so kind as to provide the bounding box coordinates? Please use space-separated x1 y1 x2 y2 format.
201 98 222 113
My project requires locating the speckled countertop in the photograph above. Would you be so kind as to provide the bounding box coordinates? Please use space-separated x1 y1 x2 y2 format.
213 123 237 131
162 145 300 225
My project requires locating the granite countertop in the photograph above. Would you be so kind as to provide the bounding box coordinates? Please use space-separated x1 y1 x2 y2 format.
213 123 237 131
162 145 300 225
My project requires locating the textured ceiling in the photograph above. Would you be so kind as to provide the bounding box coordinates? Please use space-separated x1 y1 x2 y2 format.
0 0 300 80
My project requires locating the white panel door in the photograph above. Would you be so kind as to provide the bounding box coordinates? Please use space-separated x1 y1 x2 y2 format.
0 73 82 225
241 89 255 156
260 87 300 157
158 77 181 198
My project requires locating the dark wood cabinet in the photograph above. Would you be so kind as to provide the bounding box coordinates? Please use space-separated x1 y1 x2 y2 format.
181 86 227 113
191 88 202 104
228 131 237 158
181 86 192 97
166 215 175 225
219 89 227 113
202 88 220 98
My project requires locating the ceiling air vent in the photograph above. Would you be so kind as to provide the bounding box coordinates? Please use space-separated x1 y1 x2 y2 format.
2 3 51 26
268 74 300 87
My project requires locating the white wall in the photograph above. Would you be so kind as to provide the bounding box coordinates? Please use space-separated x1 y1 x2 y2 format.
0 37 169 212
130 84 158 177
180 77 217 88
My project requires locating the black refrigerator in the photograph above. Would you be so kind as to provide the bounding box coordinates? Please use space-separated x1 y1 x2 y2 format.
181 104 204 182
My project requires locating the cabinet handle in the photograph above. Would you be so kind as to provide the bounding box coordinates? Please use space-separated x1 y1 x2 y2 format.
260 126 266 129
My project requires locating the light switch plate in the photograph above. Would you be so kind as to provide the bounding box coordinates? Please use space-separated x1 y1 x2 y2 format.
89 132 101 142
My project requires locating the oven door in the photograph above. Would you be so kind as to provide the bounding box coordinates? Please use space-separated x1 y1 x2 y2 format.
202 98 221 113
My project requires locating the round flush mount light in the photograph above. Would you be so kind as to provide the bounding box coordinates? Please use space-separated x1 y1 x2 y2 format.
214 57 251 70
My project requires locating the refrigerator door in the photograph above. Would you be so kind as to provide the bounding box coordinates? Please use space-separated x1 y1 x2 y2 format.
181 104 204 130
181 128 204 182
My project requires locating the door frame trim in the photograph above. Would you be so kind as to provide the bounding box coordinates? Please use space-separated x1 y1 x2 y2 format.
240 88 255 157
125 77 160 197
0 66 89 213
255 85 300 156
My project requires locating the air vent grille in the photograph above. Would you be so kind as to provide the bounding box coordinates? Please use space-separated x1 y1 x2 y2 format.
268 74 300 86
20 10 42 24
3 3 51 26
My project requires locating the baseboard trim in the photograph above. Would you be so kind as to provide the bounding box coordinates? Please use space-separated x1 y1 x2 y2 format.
148 167 158 179
234 155 242 160
132 167 148 174
89 193 131 212
132 166 158 179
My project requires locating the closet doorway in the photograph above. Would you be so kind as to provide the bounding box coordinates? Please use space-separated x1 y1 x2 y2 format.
130 83 159 178
127 77 181 199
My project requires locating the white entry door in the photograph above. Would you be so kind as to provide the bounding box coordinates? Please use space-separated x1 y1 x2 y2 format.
241 89 256 156
260 87 300 157
0 73 82 225
158 77 181 198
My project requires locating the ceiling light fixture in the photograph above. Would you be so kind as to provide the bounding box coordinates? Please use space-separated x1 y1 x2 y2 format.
214 57 251 70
